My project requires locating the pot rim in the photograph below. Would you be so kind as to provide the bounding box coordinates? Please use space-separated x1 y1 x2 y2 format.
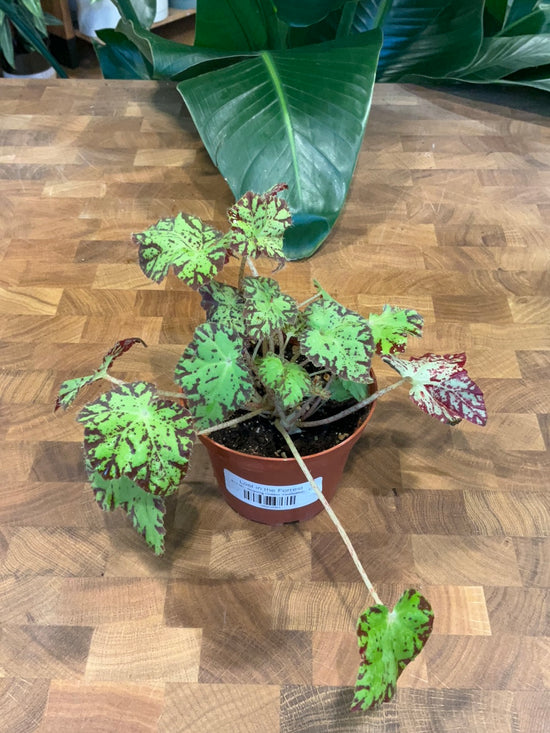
199 387 377 464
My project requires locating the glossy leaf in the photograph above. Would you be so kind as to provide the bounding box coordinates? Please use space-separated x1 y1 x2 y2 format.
174 323 255 426
273 0 347 27
301 300 374 381
257 354 312 409
55 338 147 411
134 214 227 289
351 589 434 711
453 34 550 81
78 382 195 496
369 306 423 355
374 0 484 80
95 28 153 80
194 0 282 52
226 184 291 263
90 471 166 555
199 281 246 334
177 31 383 259
384 352 487 426
242 276 299 340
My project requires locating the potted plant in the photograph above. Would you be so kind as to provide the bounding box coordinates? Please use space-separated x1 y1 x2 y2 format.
56 184 487 711
95 0 550 258
0 0 67 77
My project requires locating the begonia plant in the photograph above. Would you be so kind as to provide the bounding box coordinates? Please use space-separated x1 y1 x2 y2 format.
56 183 486 710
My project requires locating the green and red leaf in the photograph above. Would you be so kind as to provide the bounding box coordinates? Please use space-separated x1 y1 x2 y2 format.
301 299 374 381
55 337 147 411
225 184 292 262
242 276 299 340
174 323 255 427
78 381 195 496
199 281 246 334
384 352 487 426
134 213 227 289
351 589 434 711
257 353 312 410
369 305 423 355
90 471 167 555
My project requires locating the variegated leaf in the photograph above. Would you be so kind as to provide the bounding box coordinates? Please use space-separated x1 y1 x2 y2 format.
226 184 292 262
257 354 312 410
199 281 246 334
134 213 227 289
174 323 255 427
301 299 374 381
384 352 487 426
90 471 166 555
242 276 299 340
55 337 147 411
369 306 423 355
351 589 434 711
78 381 195 496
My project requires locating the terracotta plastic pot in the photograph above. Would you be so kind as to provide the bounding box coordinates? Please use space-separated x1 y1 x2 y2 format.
199 381 377 525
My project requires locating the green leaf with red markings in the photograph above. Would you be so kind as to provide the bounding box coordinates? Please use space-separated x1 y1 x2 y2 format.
257 353 312 410
55 338 147 411
174 323 255 427
369 306 423 355
300 299 374 381
242 276 299 340
199 281 246 334
134 213 228 289
225 184 292 262
78 381 195 495
90 471 167 555
351 589 434 711
384 352 487 426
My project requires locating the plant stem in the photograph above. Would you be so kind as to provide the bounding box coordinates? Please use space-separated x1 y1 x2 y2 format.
276 420 382 606
297 292 322 309
198 408 266 436
247 256 259 277
372 0 394 29
237 257 247 291
298 378 407 428
336 1 356 39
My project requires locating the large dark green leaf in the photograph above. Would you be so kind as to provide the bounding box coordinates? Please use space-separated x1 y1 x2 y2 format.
454 33 550 80
177 31 383 259
194 0 283 51
96 28 153 79
374 0 485 80
273 0 347 27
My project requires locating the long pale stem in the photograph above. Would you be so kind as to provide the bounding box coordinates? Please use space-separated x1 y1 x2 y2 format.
276 421 382 606
298 378 407 429
198 408 266 436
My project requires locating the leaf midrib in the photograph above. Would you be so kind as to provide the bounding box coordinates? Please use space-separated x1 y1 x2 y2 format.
260 51 302 203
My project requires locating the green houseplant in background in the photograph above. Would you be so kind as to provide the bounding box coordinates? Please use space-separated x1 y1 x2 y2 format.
56 185 487 710
0 0 66 76
93 0 549 258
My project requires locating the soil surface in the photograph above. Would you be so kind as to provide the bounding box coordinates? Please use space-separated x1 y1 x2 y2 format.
208 400 371 458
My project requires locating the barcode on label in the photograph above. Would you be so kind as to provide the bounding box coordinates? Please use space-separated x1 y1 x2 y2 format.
223 469 322 510
242 489 297 507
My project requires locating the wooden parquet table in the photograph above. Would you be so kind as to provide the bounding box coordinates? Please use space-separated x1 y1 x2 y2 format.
0 79 549 732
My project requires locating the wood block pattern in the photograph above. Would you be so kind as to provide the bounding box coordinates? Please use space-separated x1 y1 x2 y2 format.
0 80 548 731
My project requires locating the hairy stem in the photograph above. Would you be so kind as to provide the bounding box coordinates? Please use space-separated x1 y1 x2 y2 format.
198 408 266 436
298 378 407 428
237 257 247 291
276 420 382 606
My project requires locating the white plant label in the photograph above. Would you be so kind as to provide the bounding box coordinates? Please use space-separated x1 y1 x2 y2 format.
224 469 322 510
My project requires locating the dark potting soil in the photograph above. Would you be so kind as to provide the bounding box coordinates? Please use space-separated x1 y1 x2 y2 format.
208 400 370 458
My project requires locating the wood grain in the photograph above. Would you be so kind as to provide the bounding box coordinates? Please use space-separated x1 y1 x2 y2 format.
0 79 548 731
